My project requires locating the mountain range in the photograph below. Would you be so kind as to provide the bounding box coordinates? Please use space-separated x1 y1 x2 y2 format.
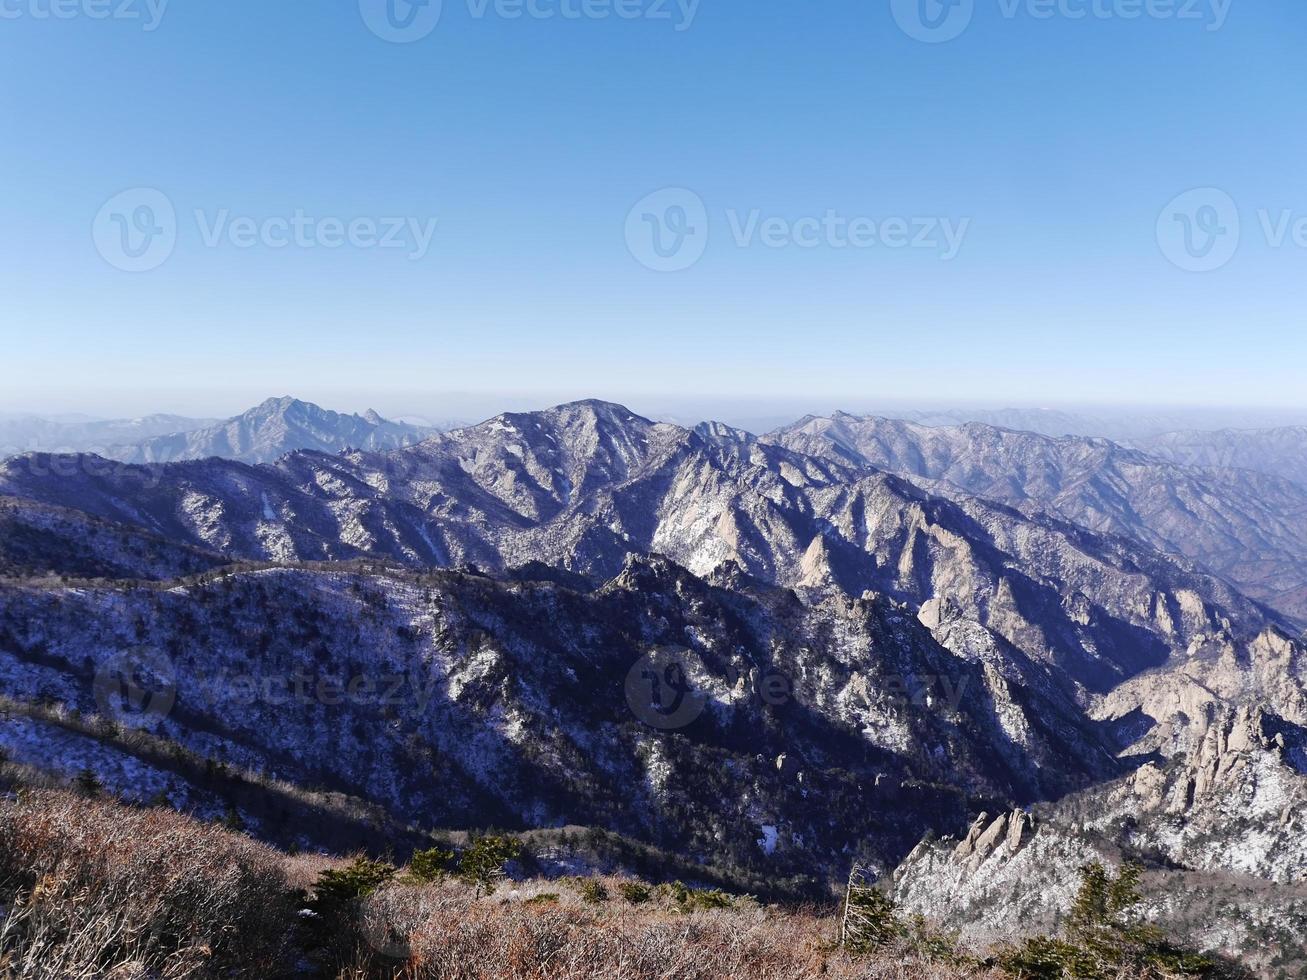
1 397 1305 970
764 413 1307 624
109 396 438 464
0 397 437 465
0 412 219 457
1136 426 1307 490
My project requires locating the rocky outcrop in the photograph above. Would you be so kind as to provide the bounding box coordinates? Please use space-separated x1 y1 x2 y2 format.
894 704 1307 969
1061 704 1307 884
949 809 1031 869
894 811 1307 975
895 807 1081 947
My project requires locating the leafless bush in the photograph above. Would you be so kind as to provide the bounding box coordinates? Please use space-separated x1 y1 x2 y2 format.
0 789 299 979
328 874 1002 980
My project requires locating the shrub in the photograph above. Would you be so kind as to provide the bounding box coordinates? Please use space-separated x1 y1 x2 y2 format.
841 878 904 951
304 856 399 966
578 879 609 904
619 881 653 904
308 855 397 925
904 913 973 967
409 845 456 884
663 880 736 913
456 835 522 896
997 862 1226 979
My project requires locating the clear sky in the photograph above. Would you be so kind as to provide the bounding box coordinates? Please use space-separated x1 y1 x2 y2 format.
2 0 1305 418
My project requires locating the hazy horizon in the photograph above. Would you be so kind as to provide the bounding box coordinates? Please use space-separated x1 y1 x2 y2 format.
6 389 1307 440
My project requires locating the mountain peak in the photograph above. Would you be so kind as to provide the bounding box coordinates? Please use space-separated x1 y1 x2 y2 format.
251 395 306 414
546 398 649 422
693 420 756 447
104 398 433 465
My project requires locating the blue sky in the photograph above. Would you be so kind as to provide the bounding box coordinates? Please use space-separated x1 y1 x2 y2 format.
2 0 1305 418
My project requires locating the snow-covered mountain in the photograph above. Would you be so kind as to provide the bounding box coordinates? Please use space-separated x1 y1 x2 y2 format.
0 398 437 466
1137 425 1307 491
2 397 1306 967
764 413 1307 624
0 555 1132 882
106 396 437 464
3 398 1304 753
885 405 1307 441
0 413 218 457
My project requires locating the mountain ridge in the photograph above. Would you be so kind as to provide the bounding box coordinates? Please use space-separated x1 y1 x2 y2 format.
764 412 1307 624
3 396 1307 970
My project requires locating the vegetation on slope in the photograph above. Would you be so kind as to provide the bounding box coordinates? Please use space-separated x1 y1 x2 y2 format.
0 787 1237 980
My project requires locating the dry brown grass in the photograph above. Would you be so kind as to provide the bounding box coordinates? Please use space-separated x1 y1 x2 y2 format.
326 875 1003 980
0 789 299 979
0 789 1002 979
3 790 1166 980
